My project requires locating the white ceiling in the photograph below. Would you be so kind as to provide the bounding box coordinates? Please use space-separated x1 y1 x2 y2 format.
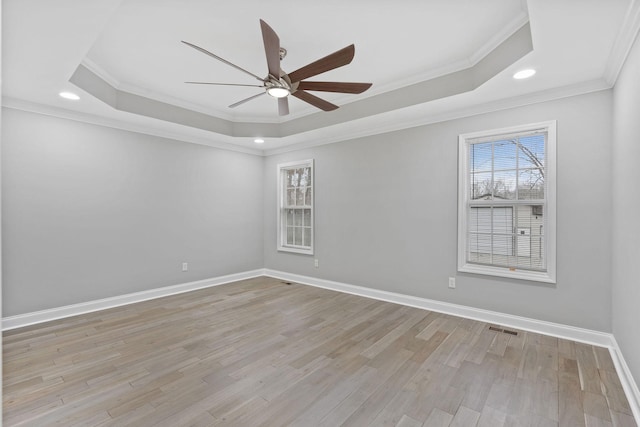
2 0 638 154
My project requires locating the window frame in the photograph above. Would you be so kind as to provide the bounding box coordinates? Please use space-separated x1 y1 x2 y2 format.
277 159 314 255
457 121 556 283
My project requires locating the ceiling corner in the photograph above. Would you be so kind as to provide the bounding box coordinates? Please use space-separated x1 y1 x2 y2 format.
604 0 640 85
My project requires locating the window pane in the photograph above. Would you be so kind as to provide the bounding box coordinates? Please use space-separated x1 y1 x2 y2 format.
471 172 493 199
492 207 513 235
296 188 304 206
286 226 294 245
515 205 531 228
494 140 517 170
287 169 297 187
513 206 545 271
286 209 294 225
470 142 492 172
469 207 491 233
293 210 302 226
297 168 306 187
469 233 491 256
516 234 544 270
303 209 311 226
493 170 517 199
515 228 531 257
492 234 513 257
287 189 295 206
300 167 310 187
305 187 312 205
518 135 545 169
294 228 303 246
518 169 544 200
304 167 311 186
303 227 311 247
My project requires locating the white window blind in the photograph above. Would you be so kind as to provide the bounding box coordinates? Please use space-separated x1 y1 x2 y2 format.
458 121 556 283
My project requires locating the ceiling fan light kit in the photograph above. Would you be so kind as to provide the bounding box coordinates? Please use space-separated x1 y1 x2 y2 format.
182 19 372 116
265 78 291 98
267 87 289 98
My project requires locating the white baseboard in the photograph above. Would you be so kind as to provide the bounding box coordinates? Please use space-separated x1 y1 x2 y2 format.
610 337 640 423
264 269 613 347
264 269 639 422
1 269 264 331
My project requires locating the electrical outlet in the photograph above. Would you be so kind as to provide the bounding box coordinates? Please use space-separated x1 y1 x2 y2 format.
314 259 319 268
448 277 456 289
182 262 188 272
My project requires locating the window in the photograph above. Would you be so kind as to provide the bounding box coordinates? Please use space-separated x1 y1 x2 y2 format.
277 159 314 254
458 121 556 283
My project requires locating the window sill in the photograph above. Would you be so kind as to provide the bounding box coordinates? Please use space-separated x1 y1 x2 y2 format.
458 263 556 284
277 246 314 255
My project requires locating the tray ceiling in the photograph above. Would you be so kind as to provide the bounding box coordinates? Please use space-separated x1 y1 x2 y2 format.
2 0 635 153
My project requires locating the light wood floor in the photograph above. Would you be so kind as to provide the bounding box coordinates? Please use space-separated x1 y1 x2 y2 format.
3 277 637 427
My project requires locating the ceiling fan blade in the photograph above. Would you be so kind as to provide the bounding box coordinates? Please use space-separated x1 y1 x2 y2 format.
292 90 339 112
296 81 372 94
278 97 289 116
229 92 266 108
288 45 355 83
260 20 281 78
181 40 264 82
185 81 264 88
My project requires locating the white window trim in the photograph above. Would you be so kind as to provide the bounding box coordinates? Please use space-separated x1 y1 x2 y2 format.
277 159 314 255
457 121 557 283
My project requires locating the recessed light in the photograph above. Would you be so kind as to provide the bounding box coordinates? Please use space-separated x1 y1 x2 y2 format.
254 138 265 144
59 91 80 100
513 69 536 80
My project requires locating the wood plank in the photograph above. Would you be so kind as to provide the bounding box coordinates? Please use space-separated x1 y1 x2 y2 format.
450 406 481 426
599 369 633 416
2 277 636 427
477 405 507 427
576 343 602 393
395 414 423 427
424 408 455 427
559 358 586 427
583 391 613 423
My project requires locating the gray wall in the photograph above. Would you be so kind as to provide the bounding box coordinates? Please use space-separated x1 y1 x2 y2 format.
612 33 640 384
2 108 263 316
264 90 613 332
2 74 634 385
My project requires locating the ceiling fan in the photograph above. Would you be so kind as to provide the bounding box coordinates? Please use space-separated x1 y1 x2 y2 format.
182 19 372 116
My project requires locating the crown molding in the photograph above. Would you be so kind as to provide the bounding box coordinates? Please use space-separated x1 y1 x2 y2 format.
263 78 611 156
1 97 263 156
116 81 285 125
82 58 271 123
331 14 530 108
604 0 640 85
470 12 530 66
3 77 609 159
81 59 318 124
81 57 122 90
